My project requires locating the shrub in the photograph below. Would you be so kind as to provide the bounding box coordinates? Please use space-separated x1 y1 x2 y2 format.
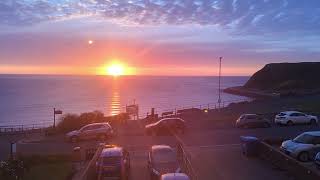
56 111 129 133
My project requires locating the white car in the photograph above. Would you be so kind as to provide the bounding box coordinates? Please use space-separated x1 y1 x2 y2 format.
275 111 318 126
148 145 181 180
66 123 114 142
280 131 320 162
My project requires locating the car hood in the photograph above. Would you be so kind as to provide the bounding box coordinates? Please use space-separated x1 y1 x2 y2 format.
281 140 312 151
308 115 318 119
154 162 180 175
66 130 79 137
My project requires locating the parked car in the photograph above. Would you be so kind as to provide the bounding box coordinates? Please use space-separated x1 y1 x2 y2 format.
236 114 271 128
275 111 318 126
161 173 190 180
280 131 320 162
145 118 186 136
315 152 320 169
65 123 114 142
96 146 130 180
148 145 181 180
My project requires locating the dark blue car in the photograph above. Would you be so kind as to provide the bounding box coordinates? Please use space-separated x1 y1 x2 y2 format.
96 146 130 180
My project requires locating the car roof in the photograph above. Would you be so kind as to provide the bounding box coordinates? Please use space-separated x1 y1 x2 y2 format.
100 147 123 157
304 131 320 136
280 111 302 114
161 173 190 180
241 114 257 116
151 145 173 152
160 118 185 122
82 122 111 128
148 118 184 126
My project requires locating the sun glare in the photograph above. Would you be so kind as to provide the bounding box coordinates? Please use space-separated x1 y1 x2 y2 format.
107 64 124 76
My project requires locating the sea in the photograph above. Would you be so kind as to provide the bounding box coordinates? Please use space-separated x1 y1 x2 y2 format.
0 75 250 126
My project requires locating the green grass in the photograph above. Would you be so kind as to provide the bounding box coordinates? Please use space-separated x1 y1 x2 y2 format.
23 162 72 180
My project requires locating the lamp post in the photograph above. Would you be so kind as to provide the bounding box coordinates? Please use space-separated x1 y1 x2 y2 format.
218 57 222 109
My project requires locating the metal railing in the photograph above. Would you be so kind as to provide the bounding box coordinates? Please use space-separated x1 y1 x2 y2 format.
0 123 49 135
177 143 197 180
258 141 320 180
79 145 104 180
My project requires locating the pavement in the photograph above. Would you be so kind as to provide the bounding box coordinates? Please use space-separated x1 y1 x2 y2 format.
1 120 320 180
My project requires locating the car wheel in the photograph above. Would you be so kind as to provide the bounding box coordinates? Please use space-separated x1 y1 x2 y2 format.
151 131 157 136
310 119 317 126
150 172 156 180
298 151 309 162
243 124 249 129
287 121 293 126
177 128 184 134
263 122 271 128
71 136 78 143
99 134 106 141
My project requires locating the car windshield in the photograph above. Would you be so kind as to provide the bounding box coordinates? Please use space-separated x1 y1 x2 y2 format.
293 134 315 144
278 113 287 116
153 149 176 163
102 156 121 165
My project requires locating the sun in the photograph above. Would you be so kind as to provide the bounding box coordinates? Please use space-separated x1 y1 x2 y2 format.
107 64 124 76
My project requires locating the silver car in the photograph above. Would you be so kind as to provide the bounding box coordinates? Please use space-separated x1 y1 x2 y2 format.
236 114 271 128
66 123 114 142
280 131 320 162
148 145 182 180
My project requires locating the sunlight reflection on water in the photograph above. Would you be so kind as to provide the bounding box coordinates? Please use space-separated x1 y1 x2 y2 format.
110 79 121 116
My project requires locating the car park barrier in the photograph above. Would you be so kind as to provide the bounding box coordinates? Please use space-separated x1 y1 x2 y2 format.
257 141 320 180
177 143 197 180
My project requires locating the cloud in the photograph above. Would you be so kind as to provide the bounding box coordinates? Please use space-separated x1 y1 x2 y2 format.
1 0 320 35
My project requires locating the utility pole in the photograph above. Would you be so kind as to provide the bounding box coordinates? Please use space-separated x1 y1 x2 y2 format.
53 108 56 128
218 57 222 109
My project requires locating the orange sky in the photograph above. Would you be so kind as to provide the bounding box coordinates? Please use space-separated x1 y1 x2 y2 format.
0 64 259 76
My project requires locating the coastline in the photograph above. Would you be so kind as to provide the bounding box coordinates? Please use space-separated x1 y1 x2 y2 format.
223 86 280 99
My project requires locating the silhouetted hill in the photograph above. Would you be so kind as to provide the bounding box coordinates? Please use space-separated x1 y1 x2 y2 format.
244 62 320 90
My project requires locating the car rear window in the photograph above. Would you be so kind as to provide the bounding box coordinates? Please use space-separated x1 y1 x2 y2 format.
103 156 121 165
153 149 176 163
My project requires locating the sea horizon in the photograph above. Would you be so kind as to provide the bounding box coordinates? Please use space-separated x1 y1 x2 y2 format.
0 75 251 127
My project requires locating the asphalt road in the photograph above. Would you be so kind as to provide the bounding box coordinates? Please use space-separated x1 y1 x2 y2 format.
2 123 320 180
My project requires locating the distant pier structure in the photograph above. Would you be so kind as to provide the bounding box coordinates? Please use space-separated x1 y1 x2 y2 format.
126 100 139 120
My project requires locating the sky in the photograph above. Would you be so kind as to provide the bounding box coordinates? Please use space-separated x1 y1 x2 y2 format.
0 0 320 76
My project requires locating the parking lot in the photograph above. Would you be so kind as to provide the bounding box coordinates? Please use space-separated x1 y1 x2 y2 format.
4 118 320 180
